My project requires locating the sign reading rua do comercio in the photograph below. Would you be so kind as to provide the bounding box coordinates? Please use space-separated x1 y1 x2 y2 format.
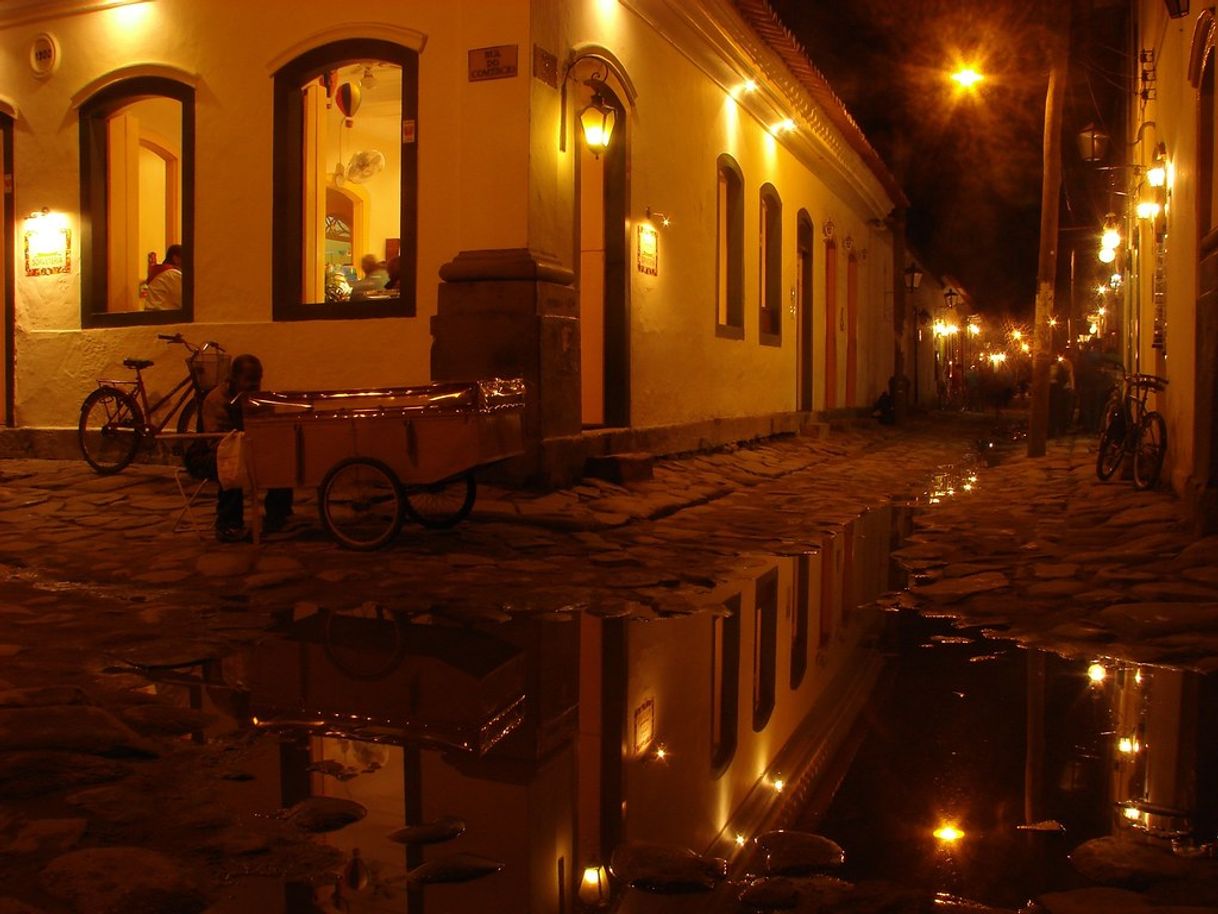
468 45 519 82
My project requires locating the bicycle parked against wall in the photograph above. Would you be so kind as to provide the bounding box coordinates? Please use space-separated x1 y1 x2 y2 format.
77 334 229 475
1095 369 1168 490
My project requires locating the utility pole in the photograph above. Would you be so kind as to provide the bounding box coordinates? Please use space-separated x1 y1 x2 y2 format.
1028 0 1072 457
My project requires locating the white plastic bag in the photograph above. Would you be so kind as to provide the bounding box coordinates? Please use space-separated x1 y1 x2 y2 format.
215 430 250 491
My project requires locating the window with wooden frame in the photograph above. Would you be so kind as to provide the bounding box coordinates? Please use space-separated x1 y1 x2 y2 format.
759 184 782 346
715 154 744 338
79 77 193 327
272 39 418 321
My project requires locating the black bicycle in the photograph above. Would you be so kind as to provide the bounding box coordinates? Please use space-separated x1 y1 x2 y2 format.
78 334 229 474
1095 370 1168 490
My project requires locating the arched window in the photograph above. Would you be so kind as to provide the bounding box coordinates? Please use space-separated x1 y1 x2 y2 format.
710 594 741 775
715 154 744 338
272 39 418 321
759 184 782 346
80 77 194 326
790 553 810 689
752 568 778 731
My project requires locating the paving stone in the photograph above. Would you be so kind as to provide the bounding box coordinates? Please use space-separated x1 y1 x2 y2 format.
1032 562 1080 579
0 706 155 757
0 752 131 800
1026 579 1090 597
0 818 88 855
195 548 259 577
41 846 205 914
913 572 1009 602
1069 836 1192 886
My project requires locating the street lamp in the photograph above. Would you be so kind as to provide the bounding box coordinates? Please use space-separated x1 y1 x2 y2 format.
944 288 959 310
950 67 984 89
905 263 924 293
579 93 617 157
1076 123 1111 164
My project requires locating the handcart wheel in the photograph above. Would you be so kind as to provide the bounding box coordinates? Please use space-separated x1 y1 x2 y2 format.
318 458 405 550
403 472 477 530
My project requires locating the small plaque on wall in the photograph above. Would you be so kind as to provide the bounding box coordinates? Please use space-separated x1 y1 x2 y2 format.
637 224 658 276
468 45 519 82
24 225 71 276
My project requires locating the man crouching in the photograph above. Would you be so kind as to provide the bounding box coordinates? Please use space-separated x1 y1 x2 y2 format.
201 355 293 543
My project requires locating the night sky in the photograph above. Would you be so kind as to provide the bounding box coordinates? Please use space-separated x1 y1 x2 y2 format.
771 0 1073 317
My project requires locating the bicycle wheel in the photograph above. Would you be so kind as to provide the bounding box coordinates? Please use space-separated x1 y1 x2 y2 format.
1095 405 1126 481
318 458 404 550
78 387 144 474
403 472 476 529
1133 411 1168 490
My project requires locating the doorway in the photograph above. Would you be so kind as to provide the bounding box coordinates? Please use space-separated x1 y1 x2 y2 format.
796 212 813 411
1 113 13 428
824 240 838 410
578 84 628 428
1198 51 1218 495
845 253 859 407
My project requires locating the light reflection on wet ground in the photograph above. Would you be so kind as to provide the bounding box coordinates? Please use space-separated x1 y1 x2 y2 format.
126 444 1218 913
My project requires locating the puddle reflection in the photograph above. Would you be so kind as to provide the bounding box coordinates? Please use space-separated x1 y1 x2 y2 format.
134 500 1218 912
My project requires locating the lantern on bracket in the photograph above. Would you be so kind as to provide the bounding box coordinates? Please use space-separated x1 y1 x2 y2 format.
579 93 617 157
1076 123 1111 164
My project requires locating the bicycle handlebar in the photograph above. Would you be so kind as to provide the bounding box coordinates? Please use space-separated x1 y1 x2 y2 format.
157 333 183 342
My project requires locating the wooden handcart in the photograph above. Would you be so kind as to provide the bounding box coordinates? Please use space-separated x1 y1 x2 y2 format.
241 378 525 549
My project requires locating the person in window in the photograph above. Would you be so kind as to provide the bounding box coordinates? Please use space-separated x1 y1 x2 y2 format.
201 355 293 543
348 254 389 300
145 244 183 310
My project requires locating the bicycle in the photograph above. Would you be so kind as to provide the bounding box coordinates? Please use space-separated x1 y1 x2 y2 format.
78 333 229 474
1095 369 1168 490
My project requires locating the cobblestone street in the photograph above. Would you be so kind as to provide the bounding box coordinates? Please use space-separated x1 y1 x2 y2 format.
1 415 1215 913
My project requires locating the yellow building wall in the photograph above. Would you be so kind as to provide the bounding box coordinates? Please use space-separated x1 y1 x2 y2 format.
529 0 898 427
3 0 531 429
1131 3 1203 494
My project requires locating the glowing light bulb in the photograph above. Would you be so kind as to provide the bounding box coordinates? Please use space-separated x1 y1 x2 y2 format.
934 823 965 842
1136 200 1161 220
1098 246 1116 264
1088 663 1107 683
1147 163 1166 188
735 834 746 847
950 68 984 88
772 777 786 793
1123 806 1143 821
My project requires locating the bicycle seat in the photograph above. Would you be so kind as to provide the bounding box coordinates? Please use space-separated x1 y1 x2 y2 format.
123 358 154 371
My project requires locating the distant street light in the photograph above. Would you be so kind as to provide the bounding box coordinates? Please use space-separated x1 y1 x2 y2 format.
950 68 984 89
944 288 959 309
905 263 924 293
1076 123 1110 164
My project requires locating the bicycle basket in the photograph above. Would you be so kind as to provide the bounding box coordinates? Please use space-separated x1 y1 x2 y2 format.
188 350 231 392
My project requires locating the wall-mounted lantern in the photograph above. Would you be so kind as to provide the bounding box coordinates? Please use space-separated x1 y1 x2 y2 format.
904 263 924 293
943 288 959 310
1076 123 1111 163
579 93 617 157
578 864 610 907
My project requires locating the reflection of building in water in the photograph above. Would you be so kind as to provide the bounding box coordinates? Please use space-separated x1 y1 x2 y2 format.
165 509 897 912
1105 663 1218 843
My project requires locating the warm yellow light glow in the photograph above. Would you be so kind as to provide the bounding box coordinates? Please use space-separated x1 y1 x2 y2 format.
111 0 153 28
1098 306 1107 317
1011 329 1022 341
773 118 797 134
1089 322 1099 334
950 68 984 89
580 95 617 157
1098 246 1116 264
934 824 965 842
1088 663 1107 683
735 833 746 847
1020 342 1031 353
772 777 786 793
1136 200 1161 220
1048 317 1058 327
1147 163 1166 188
653 744 668 761
1134 669 1143 685
1102 228 1121 250
1123 806 1143 821
578 864 610 907
989 353 1007 364
1118 737 1141 754
967 323 981 336
1096 284 1108 295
